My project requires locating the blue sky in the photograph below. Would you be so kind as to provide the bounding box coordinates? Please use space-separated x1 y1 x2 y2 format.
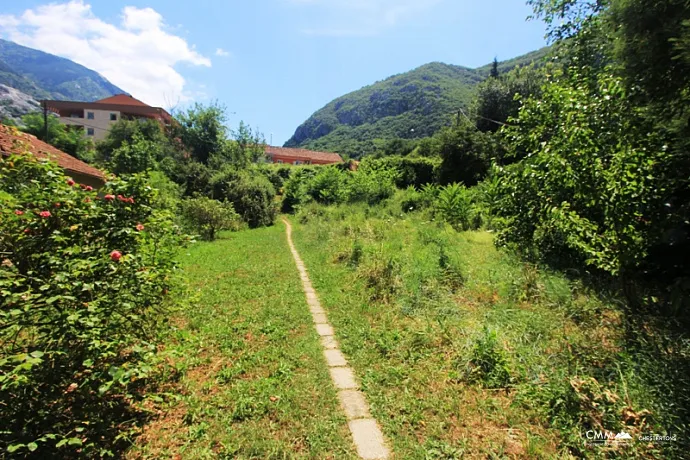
0 1 547 145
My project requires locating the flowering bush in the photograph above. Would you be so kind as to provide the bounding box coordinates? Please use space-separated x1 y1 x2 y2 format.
0 153 185 457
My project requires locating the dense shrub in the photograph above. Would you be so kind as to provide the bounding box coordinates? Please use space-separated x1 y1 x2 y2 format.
362 156 439 189
496 72 670 279
257 163 293 191
281 167 319 212
180 197 242 240
0 153 183 457
212 169 276 228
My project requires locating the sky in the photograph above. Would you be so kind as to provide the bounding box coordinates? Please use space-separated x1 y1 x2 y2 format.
0 0 547 146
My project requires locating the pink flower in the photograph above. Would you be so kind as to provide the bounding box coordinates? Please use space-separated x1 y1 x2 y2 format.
85 186 93 192
104 194 115 201
23 228 30 234
128 197 135 204
14 210 24 216
136 223 145 232
110 250 122 262
54 203 61 208
67 178 75 187
39 211 51 218
117 194 125 202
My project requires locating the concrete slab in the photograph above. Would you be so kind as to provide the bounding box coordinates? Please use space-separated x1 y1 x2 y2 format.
348 419 390 459
324 349 348 367
330 367 358 389
315 323 334 337
321 335 339 350
312 312 329 324
338 390 371 419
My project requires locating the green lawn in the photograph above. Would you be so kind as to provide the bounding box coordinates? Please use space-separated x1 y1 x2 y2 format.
127 224 356 459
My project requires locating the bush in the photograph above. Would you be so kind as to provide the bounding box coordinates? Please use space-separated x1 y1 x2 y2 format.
281 167 318 212
216 170 277 228
180 197 242 240
362 156 439 189
257 164 293 191
347 165 398 205
434 183 472 231
0 153 183 457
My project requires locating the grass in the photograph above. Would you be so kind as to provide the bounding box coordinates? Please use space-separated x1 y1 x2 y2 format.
289 201 690 459
126 224 356 459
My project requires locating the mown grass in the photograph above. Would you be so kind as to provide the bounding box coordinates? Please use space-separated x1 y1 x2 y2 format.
290 201 690 459
126 224 356 459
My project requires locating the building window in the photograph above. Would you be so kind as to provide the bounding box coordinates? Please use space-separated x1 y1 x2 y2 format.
110 113 117 121
294 160 303 165
87 128 95 136
87 112 95 120
276 159 283 164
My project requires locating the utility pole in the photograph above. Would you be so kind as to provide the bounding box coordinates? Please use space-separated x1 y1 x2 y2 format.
43 101 49 143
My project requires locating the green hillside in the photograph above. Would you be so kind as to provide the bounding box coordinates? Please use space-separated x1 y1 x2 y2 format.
285 48 550 158
0 39 124 102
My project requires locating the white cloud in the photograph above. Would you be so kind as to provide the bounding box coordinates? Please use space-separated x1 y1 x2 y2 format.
0 1 212 108
288 0 444 36
215 48 230 57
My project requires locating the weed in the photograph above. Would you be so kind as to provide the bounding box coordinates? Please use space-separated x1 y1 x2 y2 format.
463 328 513 389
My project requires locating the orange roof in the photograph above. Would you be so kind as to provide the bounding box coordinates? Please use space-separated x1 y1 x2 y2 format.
266 146 342 163
0 124 106 182
95 94 150 107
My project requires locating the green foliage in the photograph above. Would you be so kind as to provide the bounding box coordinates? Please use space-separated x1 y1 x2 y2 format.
435 122 495 186
361 156 439 189
496 69 669 277
0 152 183 457
109 132 161 175
96 118 168 162
20 112 93 161
282 164 399 211
180 196 242 241
464 328 512 389
434 184 472 231
474 64 545 134
176 102 229 165
211 169 277 228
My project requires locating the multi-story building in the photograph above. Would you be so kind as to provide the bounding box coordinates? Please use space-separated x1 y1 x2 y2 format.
42 94 172 142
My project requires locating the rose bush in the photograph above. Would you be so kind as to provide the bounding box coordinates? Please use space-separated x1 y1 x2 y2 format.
0 152 185 457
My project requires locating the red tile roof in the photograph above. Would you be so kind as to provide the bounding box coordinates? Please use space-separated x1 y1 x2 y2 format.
0 124 106 182
95 94 150 107
266 146 342 163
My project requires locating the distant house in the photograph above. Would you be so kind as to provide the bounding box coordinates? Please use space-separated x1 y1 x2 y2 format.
41 94 172 142
0 124 106 188
265 146 342 165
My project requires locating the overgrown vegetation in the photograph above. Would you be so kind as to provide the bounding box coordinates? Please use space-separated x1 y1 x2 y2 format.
290 199 690 458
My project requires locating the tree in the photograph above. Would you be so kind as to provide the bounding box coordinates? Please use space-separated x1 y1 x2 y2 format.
110 133 161 175
474 65 545 135
490 57 500 78
96 118 168 160
20 112 93 161
435 122 495 186
176 102 228 165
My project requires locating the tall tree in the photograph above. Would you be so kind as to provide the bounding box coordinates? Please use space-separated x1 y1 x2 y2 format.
490 57 500 78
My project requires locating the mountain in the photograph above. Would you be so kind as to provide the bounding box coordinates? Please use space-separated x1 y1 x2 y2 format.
0 39 124 121
285 47 550 158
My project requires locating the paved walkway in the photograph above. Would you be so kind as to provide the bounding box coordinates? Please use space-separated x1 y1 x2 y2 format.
283 219 390 460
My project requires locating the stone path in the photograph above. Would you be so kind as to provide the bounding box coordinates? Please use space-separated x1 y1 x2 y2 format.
283 219 390 460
